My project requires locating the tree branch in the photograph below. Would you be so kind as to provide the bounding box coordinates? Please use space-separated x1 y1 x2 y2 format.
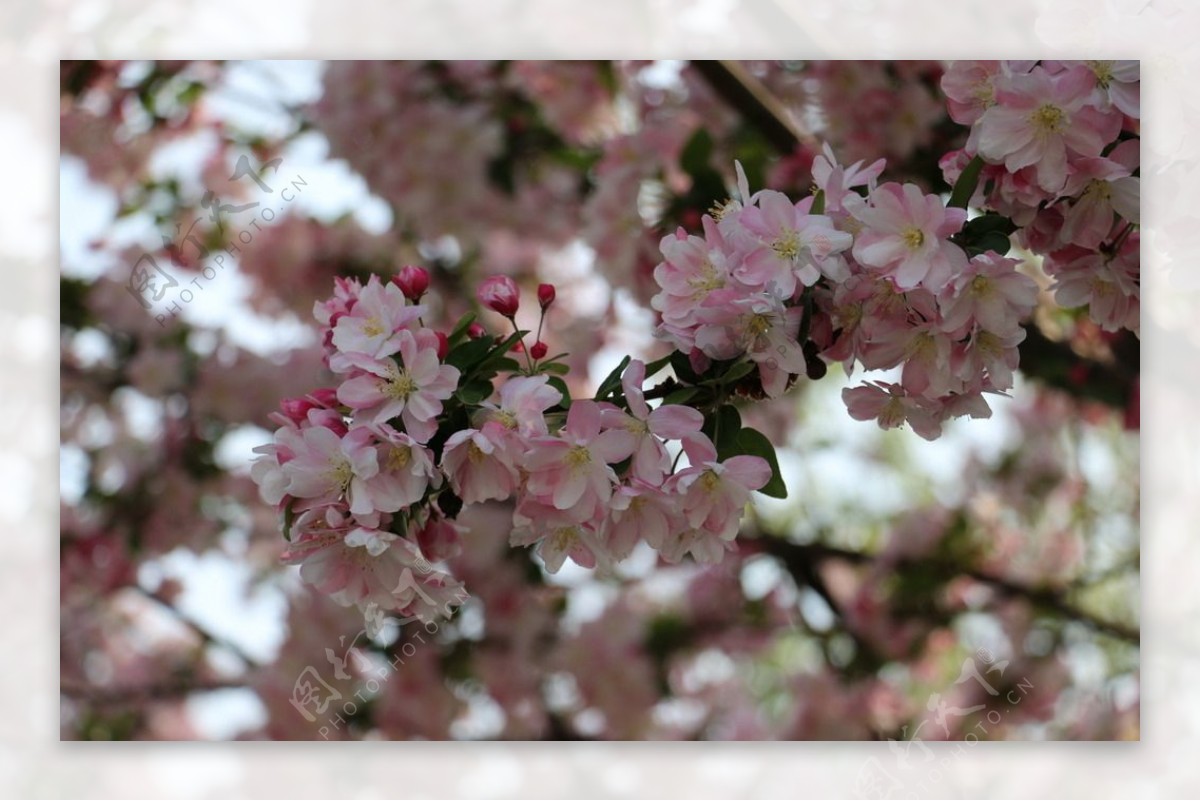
754 537 1139 645
689 61 816 154
61 677 247 706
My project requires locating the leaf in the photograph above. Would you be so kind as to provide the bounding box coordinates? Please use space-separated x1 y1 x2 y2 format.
664 387 699 405
706 404 743 461
811 188 826 215
680 128 714 177
716 360 756 386
281 501 296 542
455 378 494 405
546 375 572 408
476 330 528 375
644 354 674 379
735 427 787 499
540 362 570 376
948 154 985 209
447 311 477 347
595 355 632 400
669 350 701 384
445 336 494 373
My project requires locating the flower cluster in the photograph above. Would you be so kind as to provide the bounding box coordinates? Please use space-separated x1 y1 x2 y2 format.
252 271 774 625
650 149 1040 440
940 60 1140 334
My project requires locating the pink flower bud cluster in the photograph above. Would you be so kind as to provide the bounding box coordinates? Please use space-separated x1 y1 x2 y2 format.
940 60 1140 334
650 150 1041 441
253 271 773 627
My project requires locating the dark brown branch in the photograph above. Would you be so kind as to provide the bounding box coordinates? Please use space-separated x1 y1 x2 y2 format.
689 61 816 154
755 537 1139 645
136 586 263 669
61 677 247 706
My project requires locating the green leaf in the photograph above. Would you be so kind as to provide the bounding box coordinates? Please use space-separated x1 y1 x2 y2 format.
595 355 632 400
735 427 787 499
707 404 742 461
447 311 477 347
811 188 826 215
455 378 494 405
669 350 701 384
664 387 699 405
445 336 494 373
644 354 674 379
475 330 528 375
680 128 714 177
546 375 572 408
954 212 1016 257
281 501 297 542
714 360 756 387
948 154 985 209
540 362 570 376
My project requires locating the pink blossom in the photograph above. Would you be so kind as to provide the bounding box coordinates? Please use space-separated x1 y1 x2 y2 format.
352 425 441 515
842 381 943 440
599 359 704 483
604 480 678 560
1056 156 1139 249
667 433 771 542
852 182 968 291
1048 239 1139 333
509 513 607 574
523 400 633 522
651 220 735 350
337 328 460 442
695 293 807 398
330 274 425 362
811 143 886 215
441 424 521 504
737 189 853 294
950 327 1027 391
480 374 562 439
938 252 1040 336
280 425 379 512
971 65 1122 193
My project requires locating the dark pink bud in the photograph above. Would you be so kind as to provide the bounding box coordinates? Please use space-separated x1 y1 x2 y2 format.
435 331 449 360
417 516 463 561
530 341 548 359
309 388 339 408
477 275 520 317
537 283 556 309
467 322 486 339
393 265 430 301
510 339 525 354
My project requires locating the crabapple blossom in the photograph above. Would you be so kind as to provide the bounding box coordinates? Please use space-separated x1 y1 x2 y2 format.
599 359 703 483
851 182 968 291
441 424 521 504
667 433 771 543
330 274 425 361
337 328 460 441
523 400 633 522
971 64 1122 193
278 425 379 512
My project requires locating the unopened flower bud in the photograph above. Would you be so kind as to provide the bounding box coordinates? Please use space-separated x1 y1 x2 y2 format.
537 283 556 309
477 275 520 317
530 341 548 359
467 322 486 339
393 265 430 301
435 331 449 360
